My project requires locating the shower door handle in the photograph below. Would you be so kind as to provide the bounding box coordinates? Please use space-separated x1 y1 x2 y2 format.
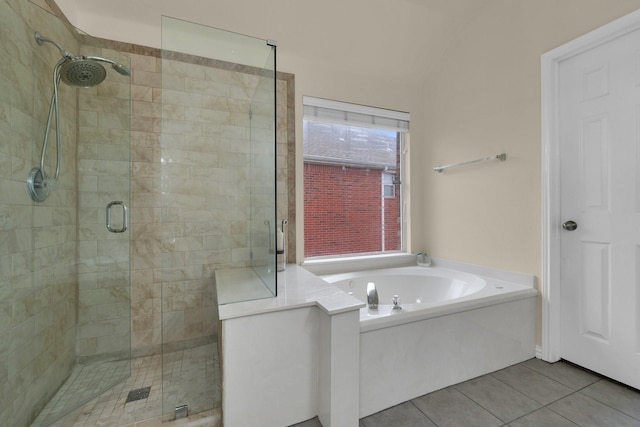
106 201 128 233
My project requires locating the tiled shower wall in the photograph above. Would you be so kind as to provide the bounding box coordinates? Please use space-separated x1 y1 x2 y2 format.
0 1 79 426
126 50 291 357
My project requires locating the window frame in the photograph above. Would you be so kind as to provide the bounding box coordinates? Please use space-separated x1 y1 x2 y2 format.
382 172 396 199
302 97 409 260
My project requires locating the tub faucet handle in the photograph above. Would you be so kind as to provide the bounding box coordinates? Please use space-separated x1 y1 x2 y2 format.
392 294 402 311
417 252 431 267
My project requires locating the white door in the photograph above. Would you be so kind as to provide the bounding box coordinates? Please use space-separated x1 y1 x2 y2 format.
558 26 640 389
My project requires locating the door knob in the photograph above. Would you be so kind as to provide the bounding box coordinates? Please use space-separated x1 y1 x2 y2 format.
562 220 578 231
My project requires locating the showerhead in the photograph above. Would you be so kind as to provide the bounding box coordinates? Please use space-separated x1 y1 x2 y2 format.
35 31 131 86
59 58 107 87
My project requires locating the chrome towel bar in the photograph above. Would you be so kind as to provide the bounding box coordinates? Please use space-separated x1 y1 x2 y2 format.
434 153 506 173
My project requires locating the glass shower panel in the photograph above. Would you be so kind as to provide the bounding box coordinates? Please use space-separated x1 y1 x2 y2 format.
250 47 277 295
160 16 276 421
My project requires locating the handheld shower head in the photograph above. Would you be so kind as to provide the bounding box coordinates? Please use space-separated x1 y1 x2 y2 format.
111 62 131 76
84 55 131 76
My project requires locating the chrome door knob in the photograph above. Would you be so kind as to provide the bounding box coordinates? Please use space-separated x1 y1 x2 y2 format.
562 220 578 231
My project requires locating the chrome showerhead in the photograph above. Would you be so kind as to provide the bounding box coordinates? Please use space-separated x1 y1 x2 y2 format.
35 31 131 86
59 58 107 87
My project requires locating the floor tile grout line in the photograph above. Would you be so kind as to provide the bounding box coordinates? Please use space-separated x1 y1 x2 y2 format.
453 379 539 425
575 375 640 423
571 386 640 423
487 371 568 407
498 386 583 427
517 362 599 392
523 359 604 389
408 399 438 426
542 397 585 427
451 388 509 425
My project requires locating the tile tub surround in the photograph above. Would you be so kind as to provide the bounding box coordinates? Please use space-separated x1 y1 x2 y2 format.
216 265 364 427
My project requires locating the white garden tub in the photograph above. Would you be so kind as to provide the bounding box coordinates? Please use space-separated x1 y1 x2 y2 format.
320 263 538 417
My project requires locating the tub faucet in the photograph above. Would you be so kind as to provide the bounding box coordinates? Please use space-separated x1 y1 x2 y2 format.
367 282 378 309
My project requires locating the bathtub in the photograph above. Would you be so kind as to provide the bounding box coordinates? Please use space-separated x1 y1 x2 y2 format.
320 263 538 417
321 265 535 332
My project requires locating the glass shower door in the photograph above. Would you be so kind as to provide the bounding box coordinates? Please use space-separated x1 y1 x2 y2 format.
160 16 277 421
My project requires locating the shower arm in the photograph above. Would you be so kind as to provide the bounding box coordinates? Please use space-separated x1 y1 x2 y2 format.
34 32 76 60
84 55 117 67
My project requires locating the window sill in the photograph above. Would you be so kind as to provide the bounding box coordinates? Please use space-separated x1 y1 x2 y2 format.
301 253 417 276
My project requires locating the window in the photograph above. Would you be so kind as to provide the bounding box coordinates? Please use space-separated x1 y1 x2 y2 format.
383 172 396 198
303 96 409 258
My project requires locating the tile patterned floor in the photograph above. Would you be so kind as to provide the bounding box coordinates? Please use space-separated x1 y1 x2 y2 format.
32 359 131 426
32 343 221 427
293 358 640 427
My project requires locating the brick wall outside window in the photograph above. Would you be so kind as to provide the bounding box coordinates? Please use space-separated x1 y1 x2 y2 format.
304 163 400 257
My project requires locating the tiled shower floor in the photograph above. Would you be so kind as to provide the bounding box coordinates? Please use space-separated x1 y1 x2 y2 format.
32 343 221 427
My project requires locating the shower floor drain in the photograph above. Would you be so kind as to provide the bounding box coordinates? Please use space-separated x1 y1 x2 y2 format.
125 386 151 403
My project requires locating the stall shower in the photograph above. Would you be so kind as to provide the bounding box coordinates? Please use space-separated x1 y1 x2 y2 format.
1 1 280 426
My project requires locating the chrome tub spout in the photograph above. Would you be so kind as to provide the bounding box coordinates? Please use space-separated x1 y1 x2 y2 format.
367 282 378 309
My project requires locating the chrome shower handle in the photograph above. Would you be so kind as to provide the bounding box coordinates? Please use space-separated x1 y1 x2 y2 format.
106 201 128 233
